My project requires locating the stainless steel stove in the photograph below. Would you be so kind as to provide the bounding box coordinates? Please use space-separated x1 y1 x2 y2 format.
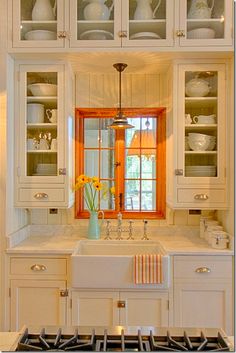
15 326 232 352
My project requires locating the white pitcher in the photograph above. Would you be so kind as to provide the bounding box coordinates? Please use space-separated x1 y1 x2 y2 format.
32 0 57 21
134 0 161 20
188 0 215 19
83 0 114 20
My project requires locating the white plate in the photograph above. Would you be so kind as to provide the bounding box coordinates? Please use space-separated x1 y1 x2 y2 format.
79 30 114 40
130 32 161 40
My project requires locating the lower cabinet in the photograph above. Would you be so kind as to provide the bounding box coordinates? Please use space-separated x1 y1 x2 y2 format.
71 290 169 327
10 279 67 330
173 255 233 335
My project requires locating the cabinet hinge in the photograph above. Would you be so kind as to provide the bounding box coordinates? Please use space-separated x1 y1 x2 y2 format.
60 289 68 297
9 288 11 297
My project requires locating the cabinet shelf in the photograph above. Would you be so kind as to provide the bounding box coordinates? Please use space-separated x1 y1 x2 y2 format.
185 97 217 108
185 124 217 131
27 150 57 153
77 20 114 33
27 123 57 129
129 20 166 37
20 20 57 32
27 97 57 105
185 151 217 154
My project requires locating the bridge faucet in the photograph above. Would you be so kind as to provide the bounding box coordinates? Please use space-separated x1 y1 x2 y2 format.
116 212 123 240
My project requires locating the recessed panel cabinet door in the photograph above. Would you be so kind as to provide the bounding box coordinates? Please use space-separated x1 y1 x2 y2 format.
71 291 120 326
10 280 67 330
119 291 169 327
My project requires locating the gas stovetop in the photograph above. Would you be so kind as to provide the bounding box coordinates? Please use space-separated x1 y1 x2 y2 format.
15 326 232 352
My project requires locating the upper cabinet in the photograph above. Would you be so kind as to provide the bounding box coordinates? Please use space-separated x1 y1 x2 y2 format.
9 0 233 50
167 61 228 209
14 62 74 208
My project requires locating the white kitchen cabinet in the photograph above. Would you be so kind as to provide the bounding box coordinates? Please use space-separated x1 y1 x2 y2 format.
71 290 169 327
167 61 228 209
10 279 67 330
9 0 233 50
173 255 233 335
8 255 69 330
14 62 74 208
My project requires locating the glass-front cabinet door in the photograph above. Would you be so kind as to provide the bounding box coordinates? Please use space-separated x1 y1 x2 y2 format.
12 0 65 48
17 64 64 184
122 0 174 47
177 63 226 185
178 0 233 46
69 0 121 47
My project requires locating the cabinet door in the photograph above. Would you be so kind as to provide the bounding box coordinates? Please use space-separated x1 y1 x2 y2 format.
71 291 120 326
177 64 226 186
122 0 174 47
178 0 233 47
119 291 169 327
10 280 67 330
174 282 232 335
12 0 66 48
17 64 65 185
69 0 122 48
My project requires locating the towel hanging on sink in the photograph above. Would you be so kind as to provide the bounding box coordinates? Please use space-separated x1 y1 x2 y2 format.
134 254 163 284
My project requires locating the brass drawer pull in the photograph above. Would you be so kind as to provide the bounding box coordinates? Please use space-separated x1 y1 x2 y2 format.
30 264 47 272
117 300 126 308
34 192 49 200
176 30 185 37
195 267 211 273
194 194 209 201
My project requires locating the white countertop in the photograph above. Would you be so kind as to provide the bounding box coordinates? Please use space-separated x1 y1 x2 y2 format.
6 225 233 256
0 332 21 352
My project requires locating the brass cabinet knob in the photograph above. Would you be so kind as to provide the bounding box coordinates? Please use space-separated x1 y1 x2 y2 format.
194 194 209 201
195 267 211 273
176 30 185 37
30 264 47 272
34 192 49 200
117 300 126 308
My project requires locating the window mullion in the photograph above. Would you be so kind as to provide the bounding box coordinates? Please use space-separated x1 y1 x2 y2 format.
115 130 125 212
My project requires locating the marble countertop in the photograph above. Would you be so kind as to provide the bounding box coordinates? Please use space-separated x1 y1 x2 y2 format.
0 332 21 351
6 225 233 256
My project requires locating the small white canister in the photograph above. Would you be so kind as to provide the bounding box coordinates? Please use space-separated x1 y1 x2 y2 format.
204 220 219 240
207 225 224 244
210 231 229 250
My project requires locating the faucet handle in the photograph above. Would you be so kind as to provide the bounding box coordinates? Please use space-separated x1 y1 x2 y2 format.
127 220 134 240
141 219 149 240
104 220 112 240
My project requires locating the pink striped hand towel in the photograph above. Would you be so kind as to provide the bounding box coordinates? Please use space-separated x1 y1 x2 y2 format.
134 254 163 284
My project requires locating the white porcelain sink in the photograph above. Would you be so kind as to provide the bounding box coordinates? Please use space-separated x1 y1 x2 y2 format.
71 240 170 289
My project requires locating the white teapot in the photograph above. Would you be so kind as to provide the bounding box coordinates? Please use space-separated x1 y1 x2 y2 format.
134 0 161 20
83 0 114 20
188 0 215 19
185 76 211 97
32 0 57 21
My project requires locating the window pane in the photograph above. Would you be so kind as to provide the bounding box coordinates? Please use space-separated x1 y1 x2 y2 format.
141 118 156 148
141 180 156 211
141 153 156 179
84 119 99 148
125 180 140 210
100 180 115 210
84 150 99 176
101 119 115 148
125 118 140 146
101 150 114 179
125 153 140 179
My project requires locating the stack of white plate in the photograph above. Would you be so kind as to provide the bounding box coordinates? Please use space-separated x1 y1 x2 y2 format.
35 163 57 175
185 165 216 177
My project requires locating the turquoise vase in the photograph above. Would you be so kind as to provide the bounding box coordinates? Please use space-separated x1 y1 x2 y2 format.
88 210 104 239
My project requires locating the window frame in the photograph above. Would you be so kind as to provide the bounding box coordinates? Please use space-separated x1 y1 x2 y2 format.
75 108 166 219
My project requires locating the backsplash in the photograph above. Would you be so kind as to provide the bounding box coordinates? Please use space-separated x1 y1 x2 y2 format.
29 207 215 227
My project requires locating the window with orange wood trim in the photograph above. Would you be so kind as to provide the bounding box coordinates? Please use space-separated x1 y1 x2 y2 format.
75 108 166 219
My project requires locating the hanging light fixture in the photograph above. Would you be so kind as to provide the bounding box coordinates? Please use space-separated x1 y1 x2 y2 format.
128 118 156 160
108 63 134 130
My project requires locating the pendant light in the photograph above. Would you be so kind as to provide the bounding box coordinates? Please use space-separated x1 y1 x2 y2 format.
128 118 156 160
108 63 134 130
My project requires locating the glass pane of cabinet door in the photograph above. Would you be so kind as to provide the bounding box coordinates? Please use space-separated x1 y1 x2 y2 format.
12 0 65 48
122 0 174 46
69 0 121 47
18 65 64 183
177 64 226 185
179 0 233 46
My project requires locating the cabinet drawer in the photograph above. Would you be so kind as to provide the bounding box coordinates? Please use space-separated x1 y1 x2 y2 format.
10 258 67 275
174 256 232 280
19 188 65 202
177 189 225 204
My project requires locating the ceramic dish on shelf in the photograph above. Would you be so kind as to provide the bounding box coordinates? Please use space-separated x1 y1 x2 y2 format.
24 30 57 40
79 30 114 40
27 83 57 96
187 27 215 39
130 32 161 40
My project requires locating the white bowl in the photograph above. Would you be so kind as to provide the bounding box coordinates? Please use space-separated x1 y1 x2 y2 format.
28 83 57 96
206 140 216 151
25 30 57 41
187 28 215 39
188 139 210 151
188 133 213 140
